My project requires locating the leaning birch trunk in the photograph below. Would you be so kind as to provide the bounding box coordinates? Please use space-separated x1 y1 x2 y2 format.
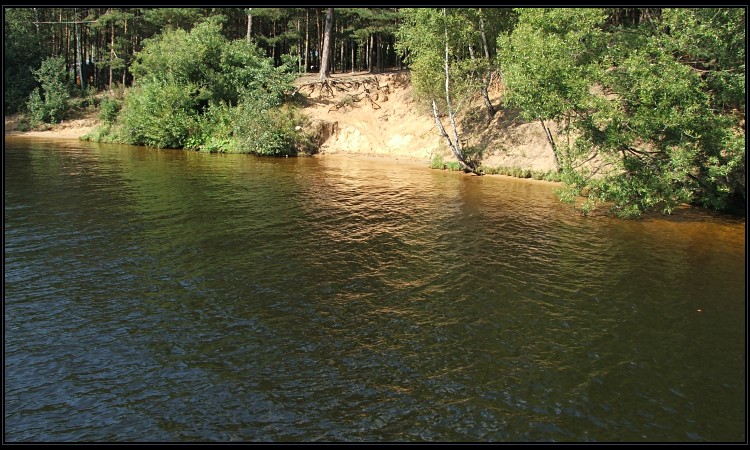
432 99 467 171
539 118 561 171
435 8 477 174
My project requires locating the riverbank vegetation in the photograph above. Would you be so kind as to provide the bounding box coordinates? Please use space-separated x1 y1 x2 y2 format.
4 7 744 217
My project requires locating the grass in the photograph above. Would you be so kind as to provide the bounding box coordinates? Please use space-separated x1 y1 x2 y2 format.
430 154 463 171
478 164 562 182
430 155 562 181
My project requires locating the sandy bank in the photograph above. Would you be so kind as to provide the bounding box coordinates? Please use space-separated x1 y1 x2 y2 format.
5 70 559 178
294 69 559 173
4 112 98 140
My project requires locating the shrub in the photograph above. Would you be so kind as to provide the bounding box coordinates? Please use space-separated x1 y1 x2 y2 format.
81 123 127 144
99 97 122 124
113 17 298 153
186 101 236 152
25 56 70 124
232 94 302 156
119 80 199 148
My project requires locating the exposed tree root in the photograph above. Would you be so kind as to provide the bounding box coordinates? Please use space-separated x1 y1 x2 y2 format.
298 75 388 111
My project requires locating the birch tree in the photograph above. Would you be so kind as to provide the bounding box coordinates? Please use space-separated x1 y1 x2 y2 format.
397 8 484 174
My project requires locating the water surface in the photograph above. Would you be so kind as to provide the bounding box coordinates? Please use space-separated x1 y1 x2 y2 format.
4 137 746 442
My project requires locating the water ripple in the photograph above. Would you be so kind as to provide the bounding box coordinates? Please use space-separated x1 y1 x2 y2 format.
4 139 745 442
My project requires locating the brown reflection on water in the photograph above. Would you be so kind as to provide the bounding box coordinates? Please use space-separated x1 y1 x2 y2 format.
4 138 745 442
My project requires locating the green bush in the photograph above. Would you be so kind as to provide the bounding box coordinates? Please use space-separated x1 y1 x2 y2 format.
26 88 46 125
113 17 298 153
232 95 301 156
186 101 236 152
81 123 127 144
119 80 199 148
25 56 70 125
543 170 562 182
99 97 122 124
430 154 462 171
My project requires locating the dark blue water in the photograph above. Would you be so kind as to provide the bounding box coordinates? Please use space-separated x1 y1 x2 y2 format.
4 137 746 442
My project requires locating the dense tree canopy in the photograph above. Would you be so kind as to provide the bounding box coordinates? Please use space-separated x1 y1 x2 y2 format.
498 8 745 217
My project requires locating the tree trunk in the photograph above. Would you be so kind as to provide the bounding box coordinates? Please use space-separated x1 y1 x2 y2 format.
368 34 374 73
50 10 56 56
93 24 99 89
82 16 88 81
469 43 495 122
74 10 85 89
377 33 383 73
434 8 477 174
304 9 309 72
122 16 127 86
108 18 114 91
339 23 344 73
539 118 561 171
65 15 70 83
297 17 302 73
247 13 253 43
316 8 321 68
318 8 333 81
271 20 278 67
478 9 495 120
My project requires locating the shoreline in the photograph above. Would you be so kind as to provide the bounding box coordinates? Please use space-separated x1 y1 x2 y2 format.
7 126 745 220
4 109 562 187
3 122 560 185
4 113 98 140
4 70 560 181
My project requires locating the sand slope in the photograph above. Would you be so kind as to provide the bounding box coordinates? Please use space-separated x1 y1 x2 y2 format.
295 69 557 172
5 70 558 173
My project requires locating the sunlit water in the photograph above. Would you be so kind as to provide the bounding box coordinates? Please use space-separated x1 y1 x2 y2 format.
4 137 746 442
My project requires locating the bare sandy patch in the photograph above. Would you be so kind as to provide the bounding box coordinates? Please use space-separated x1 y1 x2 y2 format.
4 111 98 140
295 70 559 173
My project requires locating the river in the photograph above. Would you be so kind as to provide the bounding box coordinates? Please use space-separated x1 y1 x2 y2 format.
4 137 746 442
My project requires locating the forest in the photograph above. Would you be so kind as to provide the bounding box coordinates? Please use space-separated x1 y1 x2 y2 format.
4 7 745 217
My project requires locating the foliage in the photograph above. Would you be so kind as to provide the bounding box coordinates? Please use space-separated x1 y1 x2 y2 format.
25 56 71 124
114 16 299 152
4 8 46 113
88 8 135 86
498 7 745 217
430 154 462 171
397 8 480 113
398 8 516 112
119 80 199 148
478 164 562 181
99 96 122 124
81 123 127 144
232 95 311 156
184 101 236 152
